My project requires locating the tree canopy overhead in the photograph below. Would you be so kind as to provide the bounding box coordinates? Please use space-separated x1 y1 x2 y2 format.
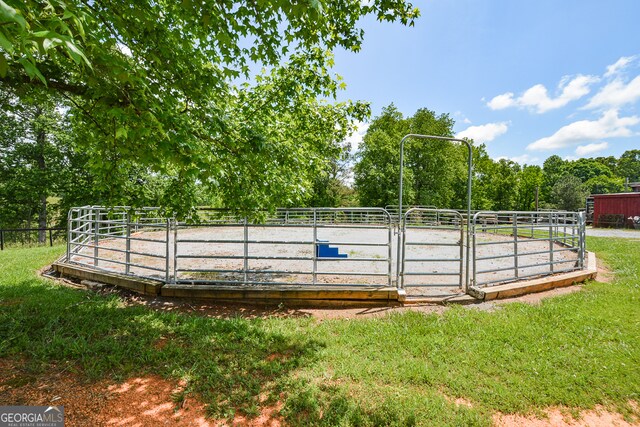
1 0 419 214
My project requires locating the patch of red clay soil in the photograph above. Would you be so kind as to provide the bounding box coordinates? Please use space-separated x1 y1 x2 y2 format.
493 405 639 427
0 359 283 427
102 377 283 427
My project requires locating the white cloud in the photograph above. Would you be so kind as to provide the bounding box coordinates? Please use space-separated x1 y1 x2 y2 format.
604 55 636 77
584 75 640 109
487 75 599 113
496 154 540 165
575 141 609 156
487 92 515 110
345 121 369 155
456 122 508 144
453 111 472 125
527 109 640 151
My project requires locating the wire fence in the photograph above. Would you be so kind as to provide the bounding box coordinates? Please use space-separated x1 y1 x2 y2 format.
0 227 66 250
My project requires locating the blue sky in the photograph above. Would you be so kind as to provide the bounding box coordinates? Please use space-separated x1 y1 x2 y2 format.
333 0 640 165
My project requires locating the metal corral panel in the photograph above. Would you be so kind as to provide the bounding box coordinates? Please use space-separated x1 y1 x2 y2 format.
592 193 640 227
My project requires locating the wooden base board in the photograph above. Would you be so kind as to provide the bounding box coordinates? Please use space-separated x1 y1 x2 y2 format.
52 262 163 296
161 283 399 303
468 251 597 301
51 252 597 305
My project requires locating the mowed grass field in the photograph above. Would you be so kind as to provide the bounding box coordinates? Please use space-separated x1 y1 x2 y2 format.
0 236 638 426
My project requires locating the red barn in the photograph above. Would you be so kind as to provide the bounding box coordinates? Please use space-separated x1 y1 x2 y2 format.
592 192 640 228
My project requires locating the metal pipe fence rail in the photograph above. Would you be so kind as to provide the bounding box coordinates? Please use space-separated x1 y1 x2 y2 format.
64 206 587 295
173 208 393 287
0 227 66 250
471 211 585 288
399 208 465 293
67 206 170 282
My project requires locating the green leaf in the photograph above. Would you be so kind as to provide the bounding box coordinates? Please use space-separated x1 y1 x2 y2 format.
0 28 12 53
0 53 7 77
0 0 26 30
17 57 46 85
116 127 128 139
42 37 64 51
64 39 91 68
32 30 58 38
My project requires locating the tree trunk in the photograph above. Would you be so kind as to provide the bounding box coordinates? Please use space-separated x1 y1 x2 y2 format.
35 108 47 244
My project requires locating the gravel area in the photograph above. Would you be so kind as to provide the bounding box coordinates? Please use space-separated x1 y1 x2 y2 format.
69 225 580 297
585 227 640 238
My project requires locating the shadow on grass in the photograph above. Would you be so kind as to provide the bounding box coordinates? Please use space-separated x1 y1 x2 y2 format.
0 278 322 419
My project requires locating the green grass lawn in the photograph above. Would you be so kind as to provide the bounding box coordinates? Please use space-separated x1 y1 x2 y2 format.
0 238 639 426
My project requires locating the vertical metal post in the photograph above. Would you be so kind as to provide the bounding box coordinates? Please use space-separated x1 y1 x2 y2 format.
549 213 554 273
513 213 519 279
578 212 586 269
165 219 170 283
0 230 4 251
397 138 405 279
243 218 249 284
472 213 477 287
173 219 178 283
312 210 317 285
399 212 406 289
387 212 393 287
67 209 75 261
458 214 464 289
125 212 131 275
49 229 53 247
93 209 99 267
531 213 535 238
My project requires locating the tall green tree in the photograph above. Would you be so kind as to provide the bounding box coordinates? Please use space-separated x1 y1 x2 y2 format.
0 88 69 239
564 158 614 182
354 106 460 208
1 0 419 214
405 109 459 208
617 149 640 182
516 165 543 211
353 105 411 207
541 155 566 203
584 175 625 194
466 144 495 210
551 175 588 211
488 159 520 210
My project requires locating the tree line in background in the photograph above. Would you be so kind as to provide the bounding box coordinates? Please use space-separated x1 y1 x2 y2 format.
352 105 640 212
3 96 640 235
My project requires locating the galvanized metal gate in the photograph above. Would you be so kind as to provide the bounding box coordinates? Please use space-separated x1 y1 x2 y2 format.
172 208 393 287
398 208 466 296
